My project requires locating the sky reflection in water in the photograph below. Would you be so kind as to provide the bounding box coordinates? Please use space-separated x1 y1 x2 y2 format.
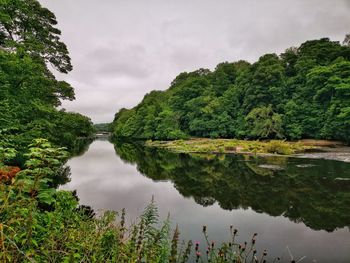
62 139 350 263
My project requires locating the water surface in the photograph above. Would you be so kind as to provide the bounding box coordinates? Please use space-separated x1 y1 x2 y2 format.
62 139 350 262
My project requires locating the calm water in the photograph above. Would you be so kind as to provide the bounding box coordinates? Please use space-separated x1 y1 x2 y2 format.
62 139 350 262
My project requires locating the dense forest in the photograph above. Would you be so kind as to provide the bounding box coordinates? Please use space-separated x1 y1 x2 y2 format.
112 37 350 143
0 0 94 155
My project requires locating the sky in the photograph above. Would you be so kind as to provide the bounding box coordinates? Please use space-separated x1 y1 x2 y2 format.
39 0 350 123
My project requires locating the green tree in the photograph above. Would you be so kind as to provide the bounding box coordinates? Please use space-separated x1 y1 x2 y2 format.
0 0 72 73
0 1 93 152
155 108 187 140
245 105 284 139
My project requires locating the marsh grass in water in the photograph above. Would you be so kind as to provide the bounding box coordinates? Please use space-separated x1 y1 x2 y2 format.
146 139 312 155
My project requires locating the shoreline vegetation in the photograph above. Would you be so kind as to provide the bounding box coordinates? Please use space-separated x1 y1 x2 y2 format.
145 138 344 156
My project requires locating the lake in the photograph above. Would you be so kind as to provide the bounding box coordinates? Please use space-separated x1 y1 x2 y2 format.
62 138 350 262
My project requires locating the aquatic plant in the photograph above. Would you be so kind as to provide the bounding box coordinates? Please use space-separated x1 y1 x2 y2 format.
146 138 311 155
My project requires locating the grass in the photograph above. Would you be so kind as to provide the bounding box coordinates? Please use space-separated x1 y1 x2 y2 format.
146 138 314 155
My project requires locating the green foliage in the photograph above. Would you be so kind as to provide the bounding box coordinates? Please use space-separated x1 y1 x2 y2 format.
94 123 111 133
0 146 17 165
245 105 283 139
146 138 309 155
112 37 350 143
0 0 94 153
263 140 297 155
0 0 72 73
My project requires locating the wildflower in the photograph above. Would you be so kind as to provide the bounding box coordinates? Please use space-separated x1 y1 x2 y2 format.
196 251 201 262
196 251 201 256
202 225 207 233
195 241 199 251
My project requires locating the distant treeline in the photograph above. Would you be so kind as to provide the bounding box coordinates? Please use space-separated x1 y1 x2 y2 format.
94 123 111 133
112 37 350 143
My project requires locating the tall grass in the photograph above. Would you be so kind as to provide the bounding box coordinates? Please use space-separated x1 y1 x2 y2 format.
146 139 309 155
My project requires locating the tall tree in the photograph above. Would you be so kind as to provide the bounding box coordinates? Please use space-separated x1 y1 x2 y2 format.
0 0 93 151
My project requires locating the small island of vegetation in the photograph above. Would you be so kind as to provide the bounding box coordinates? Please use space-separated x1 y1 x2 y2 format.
146 138 314 155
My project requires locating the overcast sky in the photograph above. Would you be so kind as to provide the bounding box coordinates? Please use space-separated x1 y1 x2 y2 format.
39 0 350 123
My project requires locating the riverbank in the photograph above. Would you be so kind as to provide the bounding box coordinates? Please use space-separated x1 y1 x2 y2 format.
145 138 340 155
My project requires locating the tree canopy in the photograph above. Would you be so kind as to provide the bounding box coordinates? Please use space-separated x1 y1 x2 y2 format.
0 0 94 153
0 0 72 73
112 37 350 143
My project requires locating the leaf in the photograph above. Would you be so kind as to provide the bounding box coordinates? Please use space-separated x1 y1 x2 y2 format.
37 189 55 205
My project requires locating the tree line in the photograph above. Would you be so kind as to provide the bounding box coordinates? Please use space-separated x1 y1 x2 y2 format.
112 37 350 143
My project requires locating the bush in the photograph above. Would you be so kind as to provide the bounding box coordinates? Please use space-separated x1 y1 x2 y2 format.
263 140 294 155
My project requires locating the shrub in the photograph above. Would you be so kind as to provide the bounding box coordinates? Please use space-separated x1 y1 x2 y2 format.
263 140 294 155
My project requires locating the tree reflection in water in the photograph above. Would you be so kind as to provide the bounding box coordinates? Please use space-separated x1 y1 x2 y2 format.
113 141 350 232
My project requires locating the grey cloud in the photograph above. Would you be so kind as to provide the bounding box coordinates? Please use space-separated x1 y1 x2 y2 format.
40 0 350 123
96 62 151 79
